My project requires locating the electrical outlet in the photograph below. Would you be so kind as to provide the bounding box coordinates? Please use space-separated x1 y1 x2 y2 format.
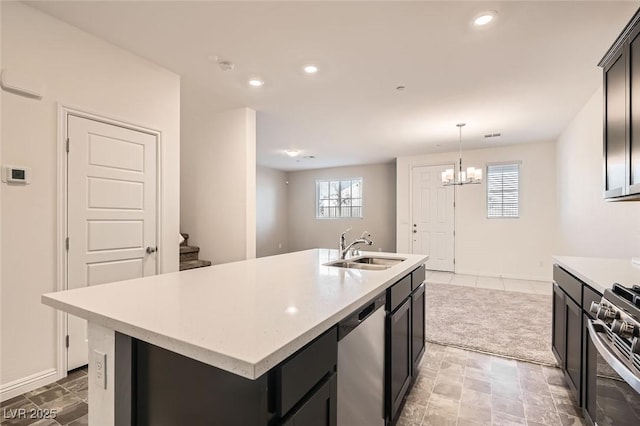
94 350 107 389
278 243 282 249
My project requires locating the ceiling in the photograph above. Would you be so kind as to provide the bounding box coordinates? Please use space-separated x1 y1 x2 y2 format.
27 1 640 171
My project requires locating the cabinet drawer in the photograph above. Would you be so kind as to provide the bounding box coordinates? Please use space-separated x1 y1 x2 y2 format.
276 327 337 416
583 286 602 318
553 265 582 305
280 373 337 426
411 265 426 290
387 275 412 312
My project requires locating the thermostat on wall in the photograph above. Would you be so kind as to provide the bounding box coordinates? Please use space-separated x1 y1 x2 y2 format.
2 165 31 184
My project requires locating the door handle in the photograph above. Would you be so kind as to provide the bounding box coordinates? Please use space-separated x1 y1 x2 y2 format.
146 246 158 254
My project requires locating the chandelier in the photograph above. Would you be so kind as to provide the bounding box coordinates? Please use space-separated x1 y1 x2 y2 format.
441 123 482 186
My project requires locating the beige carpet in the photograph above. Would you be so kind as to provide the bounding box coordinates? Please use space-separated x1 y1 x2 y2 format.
425 282 557 366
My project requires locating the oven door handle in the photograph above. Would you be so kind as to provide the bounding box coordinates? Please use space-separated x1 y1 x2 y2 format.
587 319 640 394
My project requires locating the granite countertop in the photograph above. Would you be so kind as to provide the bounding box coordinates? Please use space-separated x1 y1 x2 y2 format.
552 255 640 294
42 249 427 380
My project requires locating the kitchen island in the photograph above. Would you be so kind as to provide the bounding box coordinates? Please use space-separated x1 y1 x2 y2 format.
42 249 427 425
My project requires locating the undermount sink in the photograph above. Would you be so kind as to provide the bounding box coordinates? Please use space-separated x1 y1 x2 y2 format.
351 256 405 266
324 255 406 271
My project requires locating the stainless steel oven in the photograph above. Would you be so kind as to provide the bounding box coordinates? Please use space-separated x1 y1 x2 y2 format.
585 284 640 425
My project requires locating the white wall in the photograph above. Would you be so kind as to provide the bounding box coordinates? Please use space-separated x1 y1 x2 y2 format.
287 163 396 253
180 81 256 264
0 2 181 399
256 166 289 257
556 87 640 257
398 141 556 281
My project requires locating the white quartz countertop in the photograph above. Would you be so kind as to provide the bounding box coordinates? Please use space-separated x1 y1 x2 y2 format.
552 256 640 294
43 249 427 380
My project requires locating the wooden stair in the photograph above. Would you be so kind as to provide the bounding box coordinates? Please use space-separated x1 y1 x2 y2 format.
179 233 212 271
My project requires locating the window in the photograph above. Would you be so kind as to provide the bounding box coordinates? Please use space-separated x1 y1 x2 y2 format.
487 163 520 218
316 178 363 218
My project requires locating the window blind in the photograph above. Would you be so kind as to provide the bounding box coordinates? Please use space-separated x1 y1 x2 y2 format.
487 164 519 218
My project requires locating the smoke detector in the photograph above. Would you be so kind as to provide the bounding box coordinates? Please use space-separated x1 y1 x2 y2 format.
217 60 235 71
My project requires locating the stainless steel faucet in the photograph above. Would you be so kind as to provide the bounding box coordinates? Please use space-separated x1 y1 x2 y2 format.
339 228 373 259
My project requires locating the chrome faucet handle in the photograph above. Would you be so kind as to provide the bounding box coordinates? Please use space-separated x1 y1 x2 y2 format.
341 227 353 238
360 230 371 238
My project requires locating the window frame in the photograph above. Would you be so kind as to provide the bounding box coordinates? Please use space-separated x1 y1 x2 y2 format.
486 161 521 219
315 177 364 219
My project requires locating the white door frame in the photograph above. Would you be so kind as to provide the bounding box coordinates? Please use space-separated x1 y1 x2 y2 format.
408 163 456 271
55 104 163 379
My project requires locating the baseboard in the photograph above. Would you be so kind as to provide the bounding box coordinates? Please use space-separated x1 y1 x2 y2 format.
0 368 59 402
453 269 551 282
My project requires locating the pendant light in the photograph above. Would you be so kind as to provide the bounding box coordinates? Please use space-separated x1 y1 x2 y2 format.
441 123 483 186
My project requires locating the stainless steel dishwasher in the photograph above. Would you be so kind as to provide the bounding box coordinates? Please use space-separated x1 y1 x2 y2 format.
337 293 386 426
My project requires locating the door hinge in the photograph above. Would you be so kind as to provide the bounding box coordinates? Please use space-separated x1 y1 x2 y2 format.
453 230 456 237
65 237 69 251
453 258 456 265
65 335 69 348
66 138 69 153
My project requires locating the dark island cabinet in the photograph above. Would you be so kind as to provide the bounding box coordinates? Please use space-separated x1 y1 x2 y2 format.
280 373 337 426
386 297 412 422
411 282 426 373
600 8 640 200
118 327 338 426
114 264 427 426
552 264 602 419
385 266 427 425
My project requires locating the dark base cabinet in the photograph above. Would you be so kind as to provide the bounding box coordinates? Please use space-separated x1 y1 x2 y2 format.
552 283 566 367
411 283 426 374
281 374 337 426
582 313 598 426
386 297 412 423
552 264 602 421
385 266 427 425
116 327 338 426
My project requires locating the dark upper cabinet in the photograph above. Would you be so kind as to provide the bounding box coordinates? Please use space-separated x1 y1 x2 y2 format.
630 26 640 194
600 9 640 200
604 49 627 197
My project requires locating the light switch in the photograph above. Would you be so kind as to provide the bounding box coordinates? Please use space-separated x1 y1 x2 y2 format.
94 350 107 389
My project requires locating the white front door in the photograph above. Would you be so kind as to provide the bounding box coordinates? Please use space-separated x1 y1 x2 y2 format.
66 115 158 370
411 165 455 272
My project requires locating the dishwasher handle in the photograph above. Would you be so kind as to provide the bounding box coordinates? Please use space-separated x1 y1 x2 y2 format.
338 294 386 341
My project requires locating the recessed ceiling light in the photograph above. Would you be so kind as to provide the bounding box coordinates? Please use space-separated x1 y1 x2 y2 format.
248 78 264 87
285 149 300 157
303 64 318 74
473 11 497 27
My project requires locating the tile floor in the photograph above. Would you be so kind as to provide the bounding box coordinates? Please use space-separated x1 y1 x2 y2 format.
398 343 585 426
427 270 552 296
1 368 88 426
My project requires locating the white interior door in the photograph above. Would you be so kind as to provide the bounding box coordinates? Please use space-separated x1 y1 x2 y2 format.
66 115 158 370
411 165 455 272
